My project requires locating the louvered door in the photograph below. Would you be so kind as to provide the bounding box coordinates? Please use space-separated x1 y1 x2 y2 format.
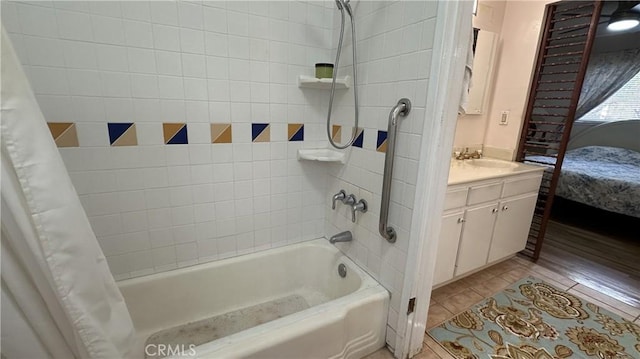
516 0 602 260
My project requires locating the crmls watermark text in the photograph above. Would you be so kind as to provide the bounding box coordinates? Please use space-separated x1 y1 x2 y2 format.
145 344 196 357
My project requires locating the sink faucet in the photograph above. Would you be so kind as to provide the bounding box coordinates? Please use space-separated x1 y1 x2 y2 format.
470 149 482 159
455 148 482 160
329 230 352 243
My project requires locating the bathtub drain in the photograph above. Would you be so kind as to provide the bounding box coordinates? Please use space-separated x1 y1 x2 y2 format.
338 263 347 278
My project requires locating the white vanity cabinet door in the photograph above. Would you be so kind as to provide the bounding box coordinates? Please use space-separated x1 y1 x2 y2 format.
488 193 538 263
454 203 498 276
433 211 464 285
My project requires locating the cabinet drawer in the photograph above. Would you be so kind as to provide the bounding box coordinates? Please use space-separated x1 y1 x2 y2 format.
444 188 468 210
467 183 502 205
502 176 542 198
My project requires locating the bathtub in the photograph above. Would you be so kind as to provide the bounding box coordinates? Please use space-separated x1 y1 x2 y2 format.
118 238 389 358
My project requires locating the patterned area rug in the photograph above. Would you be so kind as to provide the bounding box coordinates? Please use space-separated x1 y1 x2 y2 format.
428 277 640 359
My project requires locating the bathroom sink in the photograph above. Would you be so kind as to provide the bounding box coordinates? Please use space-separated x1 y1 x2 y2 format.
468 158 518 169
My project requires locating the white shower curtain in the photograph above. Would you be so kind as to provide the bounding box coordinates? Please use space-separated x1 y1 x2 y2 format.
1 27 136 358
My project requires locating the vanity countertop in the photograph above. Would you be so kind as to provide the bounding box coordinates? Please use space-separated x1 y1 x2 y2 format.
448 158 545 186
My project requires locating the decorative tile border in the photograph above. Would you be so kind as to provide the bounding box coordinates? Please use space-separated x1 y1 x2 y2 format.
211 123 232 144
252 123 270 143
352 127 364 148
47 122 79 147
163 123 188 145
46 122 397 149
288 123 304 142
376 130 388 153
108 123 137 146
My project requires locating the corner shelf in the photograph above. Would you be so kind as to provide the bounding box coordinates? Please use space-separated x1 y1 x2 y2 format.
297 75 351 90
297 149 346 164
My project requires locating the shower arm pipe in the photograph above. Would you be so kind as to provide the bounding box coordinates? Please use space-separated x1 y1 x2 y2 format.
379 98 411 243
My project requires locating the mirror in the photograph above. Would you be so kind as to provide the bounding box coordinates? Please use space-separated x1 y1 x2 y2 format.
466 29 499 115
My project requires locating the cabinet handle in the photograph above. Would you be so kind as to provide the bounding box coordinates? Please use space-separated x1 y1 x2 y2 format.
457 218 465 223
502 206 509 211
492 208 498 213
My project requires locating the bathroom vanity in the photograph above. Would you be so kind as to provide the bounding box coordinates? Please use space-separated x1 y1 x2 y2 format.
433 159 544 286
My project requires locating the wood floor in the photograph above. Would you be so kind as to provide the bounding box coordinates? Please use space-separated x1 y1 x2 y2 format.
540 198 640 308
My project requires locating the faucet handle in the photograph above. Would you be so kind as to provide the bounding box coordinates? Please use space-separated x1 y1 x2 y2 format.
332 190 347 210
351 199 367 223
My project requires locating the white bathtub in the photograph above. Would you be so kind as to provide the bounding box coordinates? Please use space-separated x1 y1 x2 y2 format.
119 238 389 358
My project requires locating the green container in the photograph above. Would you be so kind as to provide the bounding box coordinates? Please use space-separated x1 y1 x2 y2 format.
315 63 334 79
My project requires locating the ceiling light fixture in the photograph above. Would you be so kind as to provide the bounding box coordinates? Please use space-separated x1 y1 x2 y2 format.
607 8 640 31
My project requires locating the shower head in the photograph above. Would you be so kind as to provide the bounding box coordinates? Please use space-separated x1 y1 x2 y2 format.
335 0 353 18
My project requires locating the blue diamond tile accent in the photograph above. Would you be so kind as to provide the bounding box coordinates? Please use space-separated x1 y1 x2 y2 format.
252 123 269 142
377 130 388 152
289 124 304 141
352 128 364 148
108 123 134 145
167 125 188 144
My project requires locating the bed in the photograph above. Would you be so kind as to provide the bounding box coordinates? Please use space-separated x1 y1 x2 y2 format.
525 120 640 218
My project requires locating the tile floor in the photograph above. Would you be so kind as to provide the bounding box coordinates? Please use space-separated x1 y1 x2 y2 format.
364 255 640 359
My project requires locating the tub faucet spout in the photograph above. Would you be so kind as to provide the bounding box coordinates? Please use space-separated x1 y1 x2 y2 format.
329 231 352 244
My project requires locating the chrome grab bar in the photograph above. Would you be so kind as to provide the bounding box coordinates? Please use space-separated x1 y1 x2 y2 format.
379 98 411 243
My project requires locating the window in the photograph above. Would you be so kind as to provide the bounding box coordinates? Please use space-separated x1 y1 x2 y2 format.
577 70 640 122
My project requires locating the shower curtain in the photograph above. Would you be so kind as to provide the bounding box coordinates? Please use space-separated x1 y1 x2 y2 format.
1 27 135 358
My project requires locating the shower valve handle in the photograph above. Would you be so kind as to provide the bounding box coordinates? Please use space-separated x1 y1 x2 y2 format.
351 199 367 223
332 190 347 210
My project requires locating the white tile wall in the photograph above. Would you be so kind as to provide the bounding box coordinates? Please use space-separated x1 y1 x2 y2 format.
3 0 336 279
324 0 437 353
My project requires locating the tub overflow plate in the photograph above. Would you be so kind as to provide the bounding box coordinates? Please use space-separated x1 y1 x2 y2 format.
338 263 347 278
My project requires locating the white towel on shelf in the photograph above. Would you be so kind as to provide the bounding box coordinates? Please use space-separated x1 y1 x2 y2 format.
459 27 475 115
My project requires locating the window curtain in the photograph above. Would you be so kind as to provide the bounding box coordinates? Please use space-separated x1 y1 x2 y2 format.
576 48 640 119
1 27 135 358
